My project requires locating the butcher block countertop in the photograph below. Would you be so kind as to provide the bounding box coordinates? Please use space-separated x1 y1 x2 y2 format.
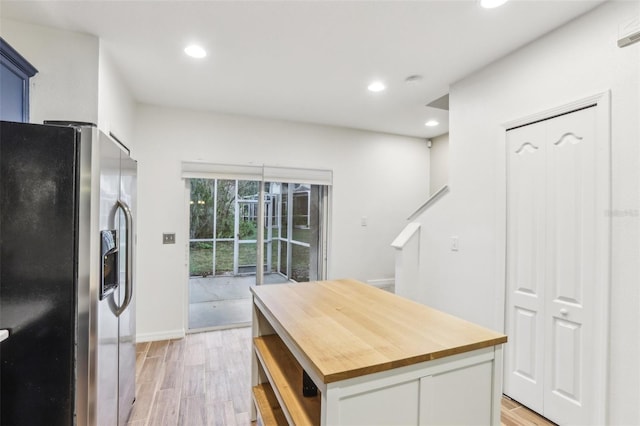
251 279 507 384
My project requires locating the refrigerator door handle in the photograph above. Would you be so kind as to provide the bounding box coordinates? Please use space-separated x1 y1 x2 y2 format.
114 200 133 317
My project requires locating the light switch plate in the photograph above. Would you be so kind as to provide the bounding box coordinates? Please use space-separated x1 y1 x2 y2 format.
163 233 176 244
451 236 459 251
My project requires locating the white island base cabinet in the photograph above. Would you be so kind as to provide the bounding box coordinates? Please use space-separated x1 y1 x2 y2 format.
324 347 500 425
250 280 506 426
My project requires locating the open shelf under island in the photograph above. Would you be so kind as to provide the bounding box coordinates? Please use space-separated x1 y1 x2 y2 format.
250 279 507 425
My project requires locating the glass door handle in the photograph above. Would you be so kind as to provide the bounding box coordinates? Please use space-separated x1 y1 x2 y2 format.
114 199 133 317
0 329 9 343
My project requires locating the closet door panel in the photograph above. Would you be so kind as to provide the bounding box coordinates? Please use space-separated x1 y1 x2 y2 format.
544 107 597 425
504 122 546 413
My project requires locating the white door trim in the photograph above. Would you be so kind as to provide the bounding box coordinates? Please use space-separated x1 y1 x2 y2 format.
497 91 611 424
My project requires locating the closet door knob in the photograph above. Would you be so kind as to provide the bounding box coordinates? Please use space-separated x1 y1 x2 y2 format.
560 308 569 316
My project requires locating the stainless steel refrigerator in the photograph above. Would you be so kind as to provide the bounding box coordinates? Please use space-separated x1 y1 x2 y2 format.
0 120 137 426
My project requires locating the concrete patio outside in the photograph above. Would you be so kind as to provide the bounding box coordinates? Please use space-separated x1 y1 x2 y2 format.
188 273 289 330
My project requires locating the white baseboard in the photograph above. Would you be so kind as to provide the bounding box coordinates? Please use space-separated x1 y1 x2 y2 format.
366 278 396 293
367 278 395 287
136 329 185 343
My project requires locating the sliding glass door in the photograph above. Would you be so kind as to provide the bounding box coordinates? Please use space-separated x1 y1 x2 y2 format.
267 182 324 283
188 177 328 330
188 178 241 277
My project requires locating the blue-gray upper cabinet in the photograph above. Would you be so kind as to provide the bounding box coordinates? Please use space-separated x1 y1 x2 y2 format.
1 37 37 123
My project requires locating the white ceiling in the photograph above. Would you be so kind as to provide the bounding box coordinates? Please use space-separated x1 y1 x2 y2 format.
1 0 605 138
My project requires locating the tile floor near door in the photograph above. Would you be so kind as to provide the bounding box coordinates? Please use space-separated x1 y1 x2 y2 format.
128 327 251 425
129 327 556 426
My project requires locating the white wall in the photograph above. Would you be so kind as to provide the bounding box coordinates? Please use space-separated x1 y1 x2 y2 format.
415 1 640 423
98 45 135 148
429 133 449 194
0 20 133 141
133 105 430 341
0 19 99 125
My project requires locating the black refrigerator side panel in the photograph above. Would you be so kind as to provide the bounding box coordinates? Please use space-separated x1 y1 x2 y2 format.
0 121 79 426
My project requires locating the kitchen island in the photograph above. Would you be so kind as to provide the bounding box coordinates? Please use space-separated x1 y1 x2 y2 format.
250 279 507 425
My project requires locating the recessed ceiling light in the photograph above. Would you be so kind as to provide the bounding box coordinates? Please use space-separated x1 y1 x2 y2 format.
368 81 386 92
425 120 439 127
480 0 508 9
184 44 207 59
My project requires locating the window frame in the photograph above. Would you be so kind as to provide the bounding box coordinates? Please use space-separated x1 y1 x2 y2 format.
1 37 38 122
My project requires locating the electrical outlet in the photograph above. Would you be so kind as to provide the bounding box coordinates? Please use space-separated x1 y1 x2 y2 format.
163 233 176 244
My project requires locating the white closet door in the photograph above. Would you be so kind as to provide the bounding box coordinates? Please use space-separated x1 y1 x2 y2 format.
506 105 605 425
505 121 546 413
543 107 598 425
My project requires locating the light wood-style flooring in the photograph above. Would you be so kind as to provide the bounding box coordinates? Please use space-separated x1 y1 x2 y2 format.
128 327 556 426
127 327 251 425
501 396 556 426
